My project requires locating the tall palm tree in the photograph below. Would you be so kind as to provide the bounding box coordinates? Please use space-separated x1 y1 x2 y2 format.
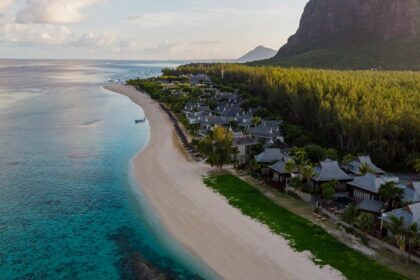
379 181 404 209
405 223 419 263
342 204 359 226
359 162 372 175
341 154 354 166
285 149 313 189
302 165 315 184
385 216 406 261
357 212 374 242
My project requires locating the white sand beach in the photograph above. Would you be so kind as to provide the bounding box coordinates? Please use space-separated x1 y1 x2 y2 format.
104 84 344 280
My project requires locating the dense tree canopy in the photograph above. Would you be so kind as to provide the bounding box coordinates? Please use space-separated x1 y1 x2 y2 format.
175 64 420 167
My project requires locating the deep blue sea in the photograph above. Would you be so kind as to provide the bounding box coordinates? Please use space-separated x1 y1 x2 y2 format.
0 60 215 280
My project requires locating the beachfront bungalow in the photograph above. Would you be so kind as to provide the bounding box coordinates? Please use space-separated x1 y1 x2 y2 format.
346 155 385 175
190 74 211 85
249 120 284 147
216 92 242 104
309 159 353 191
381 202 420 229
186 111 213 125
357 199 385 215
237 116 254 129
347 173 399 202
402 181 420 203
232 132 258 164
182 103 211 116
269 156 296 188
198 116 230 133
254 148 284 164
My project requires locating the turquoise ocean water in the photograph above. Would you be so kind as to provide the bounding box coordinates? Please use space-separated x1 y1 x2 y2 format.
0 60 216 280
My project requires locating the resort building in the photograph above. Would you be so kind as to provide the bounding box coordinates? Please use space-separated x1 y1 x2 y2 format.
381 202 420 229
347 173 399 202
198 116 230 135
249 120 284 147
189 74 211 85
269 156 295 188
309 159 353 191
357 199 385 216
402 181 420 203
232 132 258 164
254 148 285 164
345 155 385 175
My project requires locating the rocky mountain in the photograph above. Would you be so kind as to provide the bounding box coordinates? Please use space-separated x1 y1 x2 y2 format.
263 0 420 70
237 46 277 62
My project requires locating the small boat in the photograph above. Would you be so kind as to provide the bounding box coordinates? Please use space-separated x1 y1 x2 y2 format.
135 118 146 124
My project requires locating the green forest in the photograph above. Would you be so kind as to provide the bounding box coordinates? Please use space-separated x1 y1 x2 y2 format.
170 64 420 167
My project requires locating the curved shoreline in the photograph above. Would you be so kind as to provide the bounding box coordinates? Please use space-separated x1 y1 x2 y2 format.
104 84 343 280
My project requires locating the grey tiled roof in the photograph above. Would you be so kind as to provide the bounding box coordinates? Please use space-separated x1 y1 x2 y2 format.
313 159 353 182
254 148 284 163
269 157 295 174
348 173 399 194
403 181 420 203
381 202 420 228
347 156 385 175
358 199 384 213
232 134 257 146
249 120 283 139
199 116 229 126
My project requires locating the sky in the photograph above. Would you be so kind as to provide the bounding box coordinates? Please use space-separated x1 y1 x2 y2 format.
0 0 308 60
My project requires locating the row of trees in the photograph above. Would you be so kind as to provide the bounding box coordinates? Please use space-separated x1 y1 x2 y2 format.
172 64 420 168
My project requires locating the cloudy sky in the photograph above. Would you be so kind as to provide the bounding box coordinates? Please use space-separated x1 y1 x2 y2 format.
0 0 308 60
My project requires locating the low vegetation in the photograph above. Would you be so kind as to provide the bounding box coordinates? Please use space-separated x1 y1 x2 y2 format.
203 174 407 280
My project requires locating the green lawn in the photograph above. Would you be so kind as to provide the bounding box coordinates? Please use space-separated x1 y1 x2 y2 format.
204 174 408 280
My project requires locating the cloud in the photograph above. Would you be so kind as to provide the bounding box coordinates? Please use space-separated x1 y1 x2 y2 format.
126 7 299 28
16 0 100 24
72 32 115 48
0 0 14 12
117 40 139 52
0 16 71 45
142 40 223 59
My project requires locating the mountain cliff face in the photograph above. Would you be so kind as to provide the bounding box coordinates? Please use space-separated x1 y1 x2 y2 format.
268 0 420 70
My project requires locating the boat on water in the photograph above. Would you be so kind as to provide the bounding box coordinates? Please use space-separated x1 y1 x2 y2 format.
135 118 146 124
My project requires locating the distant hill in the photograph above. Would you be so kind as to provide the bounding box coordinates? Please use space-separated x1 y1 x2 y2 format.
237 46 277 63
258 0 420 70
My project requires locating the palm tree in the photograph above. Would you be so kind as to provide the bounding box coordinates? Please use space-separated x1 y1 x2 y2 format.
342 204 359 226
357 213 374 242
285 159 296 174
359 162 372 175
341 154 354 166
321 180 337 205
405 223 419 263
379 181 404 209
385 216 406 261
302 165 314 184
286 148 314 183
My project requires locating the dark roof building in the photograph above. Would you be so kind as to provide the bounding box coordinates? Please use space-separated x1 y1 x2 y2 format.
358 199 385 214
312 159 353 183
269 157 295 174
403 181 420 203
348 173 399 195
346 156 385 175
381 202 420 228
254 148 285 163
249 120 284 145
